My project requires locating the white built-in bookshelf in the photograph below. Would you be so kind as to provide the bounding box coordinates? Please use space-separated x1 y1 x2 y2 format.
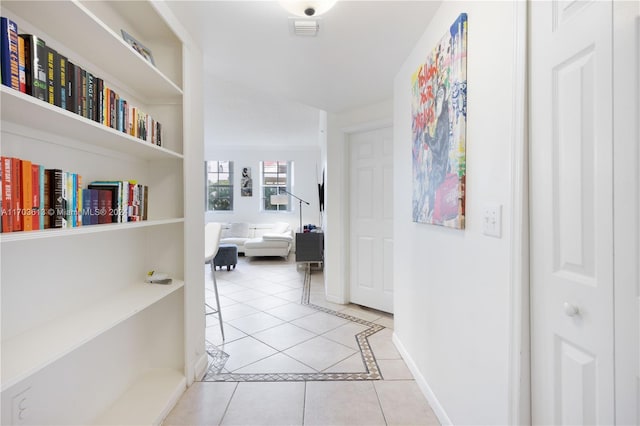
0 1 200 424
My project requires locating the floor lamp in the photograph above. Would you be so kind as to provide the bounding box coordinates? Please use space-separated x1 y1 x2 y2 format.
270 189 309 232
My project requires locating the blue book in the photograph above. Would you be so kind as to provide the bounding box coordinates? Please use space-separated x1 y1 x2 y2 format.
1 17 19 90
89 189 99 225
81 188 91 226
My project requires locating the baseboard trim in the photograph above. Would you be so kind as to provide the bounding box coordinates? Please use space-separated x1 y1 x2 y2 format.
194 352 209 381
325 294 347 304
392 332 453 426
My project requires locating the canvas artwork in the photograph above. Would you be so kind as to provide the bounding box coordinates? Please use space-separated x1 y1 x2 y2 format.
411 13 468 229
241 167 252 197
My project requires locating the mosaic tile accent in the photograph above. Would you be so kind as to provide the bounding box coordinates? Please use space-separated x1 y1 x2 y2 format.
202 302 385 382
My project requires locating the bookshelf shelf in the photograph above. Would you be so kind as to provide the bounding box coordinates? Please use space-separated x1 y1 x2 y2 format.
0 87 183 160
0 0 182 102
93 369 186 425
0 280 185 392
0 218 184 243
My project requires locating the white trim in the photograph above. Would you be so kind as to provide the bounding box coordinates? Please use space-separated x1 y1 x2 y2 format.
193 352 210 382
325 293 348 304
392 332 452 426
507 1 530 425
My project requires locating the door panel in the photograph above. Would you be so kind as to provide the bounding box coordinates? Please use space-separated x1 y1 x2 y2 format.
349 127 394 313
530 0 614 424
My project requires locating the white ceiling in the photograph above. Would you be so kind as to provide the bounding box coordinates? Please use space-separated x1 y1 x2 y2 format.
169 0 440 148
166 1 440 147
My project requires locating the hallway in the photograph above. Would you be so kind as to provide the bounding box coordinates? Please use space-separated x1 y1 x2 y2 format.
164 256 439 425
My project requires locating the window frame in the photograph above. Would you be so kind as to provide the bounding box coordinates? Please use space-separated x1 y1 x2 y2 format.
205 160 234 212
261 160 292 212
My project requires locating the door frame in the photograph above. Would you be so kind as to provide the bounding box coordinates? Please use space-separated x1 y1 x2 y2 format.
509 1 530 424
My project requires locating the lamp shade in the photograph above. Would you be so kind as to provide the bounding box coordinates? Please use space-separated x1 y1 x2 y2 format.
279 0 337 17
270 194 289 205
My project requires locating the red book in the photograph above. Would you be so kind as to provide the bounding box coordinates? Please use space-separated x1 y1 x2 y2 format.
1 156 13 232
11 157 22 231
31 163 40 230
21 159 33 231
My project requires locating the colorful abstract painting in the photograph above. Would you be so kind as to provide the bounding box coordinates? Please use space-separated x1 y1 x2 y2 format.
411 13 467 228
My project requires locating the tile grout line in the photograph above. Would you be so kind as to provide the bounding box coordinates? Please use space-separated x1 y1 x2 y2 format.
217 381 239 426
371 379 390 426
203 302 385 382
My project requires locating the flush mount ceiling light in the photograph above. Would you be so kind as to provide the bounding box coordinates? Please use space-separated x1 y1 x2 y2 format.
279 0 338 17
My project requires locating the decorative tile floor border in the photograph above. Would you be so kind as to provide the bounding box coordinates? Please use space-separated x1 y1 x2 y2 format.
202 302 385 382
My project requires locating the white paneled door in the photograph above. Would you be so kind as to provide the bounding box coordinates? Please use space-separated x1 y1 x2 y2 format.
530 1 619 424
349 127 394 313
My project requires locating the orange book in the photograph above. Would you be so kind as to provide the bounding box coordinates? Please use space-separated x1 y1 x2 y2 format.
20 159 32 231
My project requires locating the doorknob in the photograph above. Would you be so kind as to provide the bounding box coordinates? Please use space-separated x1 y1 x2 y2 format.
563 302 579 317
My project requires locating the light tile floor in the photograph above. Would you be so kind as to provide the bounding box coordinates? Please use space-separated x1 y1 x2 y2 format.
164 256 439 425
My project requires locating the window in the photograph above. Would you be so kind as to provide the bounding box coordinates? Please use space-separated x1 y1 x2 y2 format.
206 161 233 211
261 161 291 211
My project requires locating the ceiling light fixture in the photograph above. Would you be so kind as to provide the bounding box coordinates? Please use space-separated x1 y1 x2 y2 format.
279 0 338 17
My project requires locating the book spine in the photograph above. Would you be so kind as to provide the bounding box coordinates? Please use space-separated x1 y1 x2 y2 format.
39 164 45 229
103 86 110 126
109 90 116 129
81 188 91 225
21 35 47 101
90 189 99 225
101 190 112 224
46 169 66 228
43 168 50 229
95 78 103 124
58 53 67 110
20 159 32 231
66 60 76 113
61 170 68 228
17 34 25 93
74 64 82 115
31 163 40 230
117 98 124 132
11 157 22 231
46 46 57 106
142 185 148 221
1 156 13 232
86 72 94 121
1 18 20 90
76 174 82 227
81 69 87 118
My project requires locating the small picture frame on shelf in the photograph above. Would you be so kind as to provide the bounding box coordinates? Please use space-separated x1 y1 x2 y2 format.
121 29 155 65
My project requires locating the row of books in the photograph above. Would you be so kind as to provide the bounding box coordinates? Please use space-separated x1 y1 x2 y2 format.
1 156 149 233
1 17 164 146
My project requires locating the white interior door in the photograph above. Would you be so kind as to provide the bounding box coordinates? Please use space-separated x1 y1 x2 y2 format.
530 1 615 424
349 127 393 313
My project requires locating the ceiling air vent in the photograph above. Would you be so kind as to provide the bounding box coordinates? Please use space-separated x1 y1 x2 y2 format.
293 19 319 36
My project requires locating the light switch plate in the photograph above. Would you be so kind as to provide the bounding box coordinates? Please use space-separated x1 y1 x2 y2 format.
482 204 502 238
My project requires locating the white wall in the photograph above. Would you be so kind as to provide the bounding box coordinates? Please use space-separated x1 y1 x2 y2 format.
204 79 321 149
205 146 322 230
324 99 393 303
393 2 521 424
